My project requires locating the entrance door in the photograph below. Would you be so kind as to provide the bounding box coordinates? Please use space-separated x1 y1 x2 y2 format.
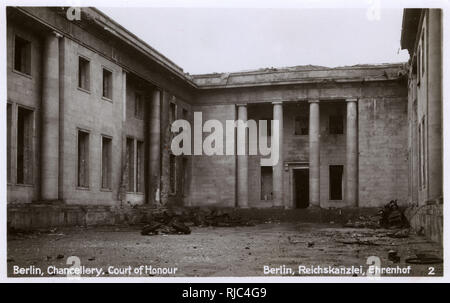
294 169 309 208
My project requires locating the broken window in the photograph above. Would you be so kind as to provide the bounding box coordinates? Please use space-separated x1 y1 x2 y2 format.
14 36 31 75
78 56 90 91
77 130 89 188
169 154 176 194
101 136 112 189
329 115 343 134
102 68 113 99
7 104 12 183
135 93 144 120
126 137 135 192
329 165 343 200
294 115 309 135
16 107 34 185
260 166 273 200
136 140 144 193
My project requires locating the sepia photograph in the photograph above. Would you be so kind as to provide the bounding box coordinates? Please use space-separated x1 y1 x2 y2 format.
1 0 445 283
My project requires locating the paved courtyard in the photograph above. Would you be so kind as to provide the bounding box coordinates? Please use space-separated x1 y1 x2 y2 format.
7 222 443 278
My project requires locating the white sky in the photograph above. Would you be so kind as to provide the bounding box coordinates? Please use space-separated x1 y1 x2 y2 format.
99 7 409 74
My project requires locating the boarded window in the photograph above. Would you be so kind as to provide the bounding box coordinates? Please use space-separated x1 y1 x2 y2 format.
78 57 90 90
14 36 31 75
135 93 144 119
169 154 176 194
16 107 34 185
294 115 309 135
329 115 343 134
126 138 135 192
7 104 12 183
261 166 273 200
102 68 113 99
101 136 112 189
136 140 144 193
77 130 89 187
329 165 343 200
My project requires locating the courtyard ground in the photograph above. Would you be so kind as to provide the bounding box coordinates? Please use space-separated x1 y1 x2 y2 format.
7 222 443 278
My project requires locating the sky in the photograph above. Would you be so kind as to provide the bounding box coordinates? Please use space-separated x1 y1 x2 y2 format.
98 7 410 75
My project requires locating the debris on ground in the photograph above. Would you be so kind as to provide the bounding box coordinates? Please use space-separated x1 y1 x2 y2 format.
141 208 258 236
388 250 400 263
335 238 379 246
405 253 443 264
379 200 409 228
387 229 410 238
343 200 409 229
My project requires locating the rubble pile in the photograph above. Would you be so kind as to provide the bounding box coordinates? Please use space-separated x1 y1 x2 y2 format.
344 200 409 229
141 208 256 236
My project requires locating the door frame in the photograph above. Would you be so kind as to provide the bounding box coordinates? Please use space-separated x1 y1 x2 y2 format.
288 162 309 208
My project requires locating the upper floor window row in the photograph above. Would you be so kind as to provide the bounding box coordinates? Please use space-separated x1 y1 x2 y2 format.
77 56 114 101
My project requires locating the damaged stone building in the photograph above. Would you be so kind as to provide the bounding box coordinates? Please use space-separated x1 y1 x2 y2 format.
5 7 442 241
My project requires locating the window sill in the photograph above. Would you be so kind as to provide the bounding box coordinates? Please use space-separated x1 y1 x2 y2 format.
126 192 145 195
101 96 113 103
12 69 32 79
76 186 90 191
77 87 91 94
100 188 112 192
14 183 34 187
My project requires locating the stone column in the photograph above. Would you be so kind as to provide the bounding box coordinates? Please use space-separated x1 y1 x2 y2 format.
272 102 284 207
345 98 358 207
309 100 320 207
148 89 161 205
236 104 248 208
40 32 61 201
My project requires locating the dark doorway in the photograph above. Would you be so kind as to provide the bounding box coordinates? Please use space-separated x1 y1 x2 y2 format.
294 169 309 208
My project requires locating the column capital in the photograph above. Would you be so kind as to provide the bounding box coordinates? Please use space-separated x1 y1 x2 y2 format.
272 101 283 105
345 98 358 103
236 103 247 107
52 31 63 39
308 99 320 104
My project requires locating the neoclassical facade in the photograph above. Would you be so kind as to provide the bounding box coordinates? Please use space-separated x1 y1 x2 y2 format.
7 6 432 227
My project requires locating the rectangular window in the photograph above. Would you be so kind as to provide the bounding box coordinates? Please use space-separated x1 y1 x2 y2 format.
182 157 189 196
101 136 112 189
294 115 309 135
329 115 343 134
77 130 89 188
136 140 144 193
169 102 177 125
7 104 12 183
126 138 135 192
329 165 343 200
182 108 188 120
135 93 144 119
102 68 113 99
421 30 425 76
14 36 31 75
417 48 421 84
78 57 90 91
169 154 176 194
16 107 34 185
419 118 427 189
260 166 273 200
